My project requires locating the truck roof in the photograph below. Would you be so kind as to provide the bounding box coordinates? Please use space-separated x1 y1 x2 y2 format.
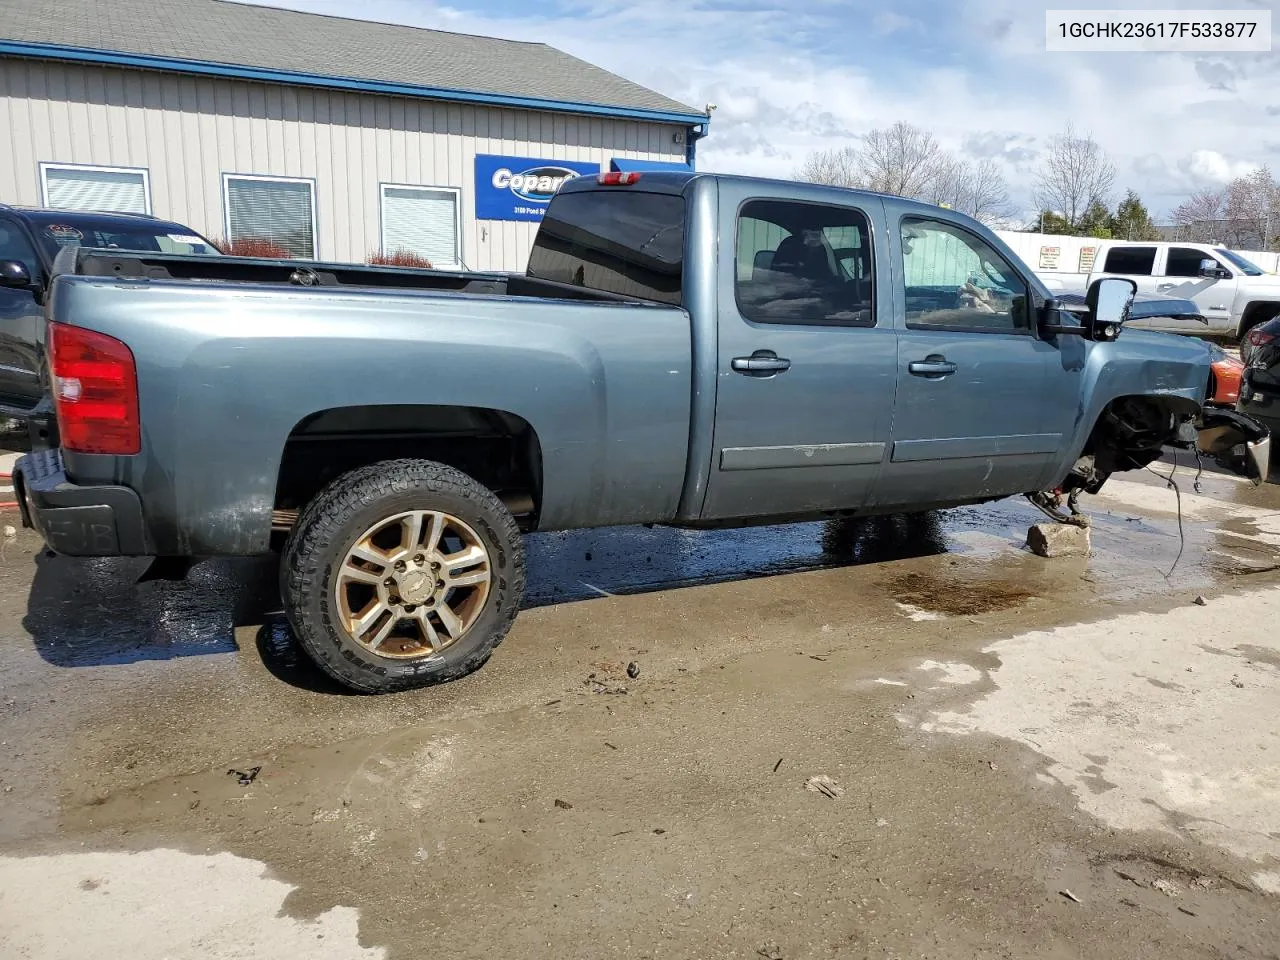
558 170 958 215
0 204 172 228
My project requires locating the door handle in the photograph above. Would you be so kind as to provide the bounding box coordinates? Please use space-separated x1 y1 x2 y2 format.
908 356 957 378
1156 282 1175 291
732 350 791 376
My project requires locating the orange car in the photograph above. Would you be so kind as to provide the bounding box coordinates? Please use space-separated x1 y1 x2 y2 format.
1207 344 1243 406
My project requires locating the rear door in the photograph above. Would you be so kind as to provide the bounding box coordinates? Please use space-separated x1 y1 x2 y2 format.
699 184 897 521
0 215 45 410
875 209 1075 507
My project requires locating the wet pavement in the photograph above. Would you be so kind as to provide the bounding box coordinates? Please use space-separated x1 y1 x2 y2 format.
2 467 1280 958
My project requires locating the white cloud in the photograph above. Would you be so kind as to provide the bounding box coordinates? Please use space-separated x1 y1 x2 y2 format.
1178 149 1260 185
259 0 1280 219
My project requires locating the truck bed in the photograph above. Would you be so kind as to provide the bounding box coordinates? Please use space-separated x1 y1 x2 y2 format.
52 248 653 305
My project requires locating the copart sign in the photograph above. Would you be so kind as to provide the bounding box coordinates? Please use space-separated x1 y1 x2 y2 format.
474 154 600 222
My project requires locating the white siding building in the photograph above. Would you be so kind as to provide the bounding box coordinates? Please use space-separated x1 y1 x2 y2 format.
0 0 707 271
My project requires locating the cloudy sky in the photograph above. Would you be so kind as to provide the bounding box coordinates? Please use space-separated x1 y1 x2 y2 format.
263 0 1278 222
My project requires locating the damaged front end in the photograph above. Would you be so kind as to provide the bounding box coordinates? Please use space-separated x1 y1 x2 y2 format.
1195 407 1270 484
1036 399 1270 526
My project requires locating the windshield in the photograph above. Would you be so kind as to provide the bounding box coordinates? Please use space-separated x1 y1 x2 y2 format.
30 217 220 259
1216 248 1264 276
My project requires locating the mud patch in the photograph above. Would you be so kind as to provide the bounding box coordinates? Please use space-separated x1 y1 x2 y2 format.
886 572 1033 616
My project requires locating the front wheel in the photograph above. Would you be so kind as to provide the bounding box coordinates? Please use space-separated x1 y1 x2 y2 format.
281 459 526 693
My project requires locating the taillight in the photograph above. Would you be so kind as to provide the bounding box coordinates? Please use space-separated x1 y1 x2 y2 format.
597 171 642 186
1247 327 1275 347
48 321 140 455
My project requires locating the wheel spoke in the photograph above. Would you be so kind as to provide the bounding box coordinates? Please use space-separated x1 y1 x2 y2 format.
403 512 424 552
349 543 391 570
435 603 464 639
448 568 490 588
412 609 443 651
423 512 445 554
352 600 392 638
365 611 399 650
339 562 383 586
444 544 487 574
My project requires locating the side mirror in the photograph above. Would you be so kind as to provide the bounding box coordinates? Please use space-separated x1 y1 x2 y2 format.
1084 276 1136 341
1199 258 1229 279
0 259 33 290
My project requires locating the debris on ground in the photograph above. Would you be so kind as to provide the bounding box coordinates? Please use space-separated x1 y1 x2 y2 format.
626 661 640 679
773 758 784 773
554 798 573 810
1194 595 1208 606
2 525 15 540
756 943 783 960
227 766 261 786
804 775 844 799
1059 889 1081 903
1152 878 1180 896
1027 522 1091 558
1231 675 1244 688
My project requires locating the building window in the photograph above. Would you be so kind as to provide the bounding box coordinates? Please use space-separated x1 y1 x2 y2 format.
40 163 151 215
222 174 317 259
380 184 461 268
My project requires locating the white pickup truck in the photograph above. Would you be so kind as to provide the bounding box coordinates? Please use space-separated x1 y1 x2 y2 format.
1039 241 1280 340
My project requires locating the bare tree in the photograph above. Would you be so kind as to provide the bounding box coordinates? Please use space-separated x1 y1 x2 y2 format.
926 157 1014 225
1032 123 1116 230
794 123 1012 224
1171 189 1225 241
794 146 860 188
858 121 943 197
1223 166 1278 248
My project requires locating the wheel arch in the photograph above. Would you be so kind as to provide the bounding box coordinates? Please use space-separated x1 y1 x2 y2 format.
273 403 544 531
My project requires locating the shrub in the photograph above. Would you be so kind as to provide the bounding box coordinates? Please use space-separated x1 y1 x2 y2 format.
211 237 294 258
368 249 433 268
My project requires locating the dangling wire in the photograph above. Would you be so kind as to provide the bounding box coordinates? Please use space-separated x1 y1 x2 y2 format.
1146 454 1186 578
1193 448 1205 495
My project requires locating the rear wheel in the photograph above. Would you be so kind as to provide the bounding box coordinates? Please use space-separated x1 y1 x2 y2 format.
281 459 525 693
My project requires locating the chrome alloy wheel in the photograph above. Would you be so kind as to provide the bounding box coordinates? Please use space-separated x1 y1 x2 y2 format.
334 510 492 659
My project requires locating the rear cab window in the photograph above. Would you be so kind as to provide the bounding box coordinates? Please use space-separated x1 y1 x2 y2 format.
527 190 684 305
734 198 874 326
1102 245 1157 275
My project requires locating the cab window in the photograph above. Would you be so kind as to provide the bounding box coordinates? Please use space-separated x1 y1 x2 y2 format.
1103 246 1157 275
1165 247 1221 278
735 199 874 327
900 217 1029 332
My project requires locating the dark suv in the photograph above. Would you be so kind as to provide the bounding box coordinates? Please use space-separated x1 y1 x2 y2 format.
0 206 219 446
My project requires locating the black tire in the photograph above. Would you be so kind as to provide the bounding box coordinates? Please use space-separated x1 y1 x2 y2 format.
281 458 525 694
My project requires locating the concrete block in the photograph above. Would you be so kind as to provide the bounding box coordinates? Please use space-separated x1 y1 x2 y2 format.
1027 522 1091 558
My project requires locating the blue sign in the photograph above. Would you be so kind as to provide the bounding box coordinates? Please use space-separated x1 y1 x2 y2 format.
474 153 600 222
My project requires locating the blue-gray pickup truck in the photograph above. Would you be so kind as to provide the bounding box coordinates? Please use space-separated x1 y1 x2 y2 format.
11 171 1270 693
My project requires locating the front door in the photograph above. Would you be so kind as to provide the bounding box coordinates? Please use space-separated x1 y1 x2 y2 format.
0 216 45 410
1156 246 1237 330
699 188 898 521
876 211 1075 508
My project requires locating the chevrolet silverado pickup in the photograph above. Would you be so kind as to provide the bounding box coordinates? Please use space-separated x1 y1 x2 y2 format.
13 172 1270 693
1040 240 1280 340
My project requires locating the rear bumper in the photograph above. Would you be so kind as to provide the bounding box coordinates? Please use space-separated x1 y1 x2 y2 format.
14 448 149 556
